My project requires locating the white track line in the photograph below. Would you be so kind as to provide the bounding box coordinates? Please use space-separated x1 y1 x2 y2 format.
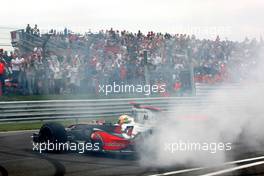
225 155 264 165
149 168 202 176
148 155 264 176
200 160 264 176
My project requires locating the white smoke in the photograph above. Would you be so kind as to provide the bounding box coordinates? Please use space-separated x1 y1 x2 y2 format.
138 47 264 167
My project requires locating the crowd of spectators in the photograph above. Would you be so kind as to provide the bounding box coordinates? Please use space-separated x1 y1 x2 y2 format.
0 26 263 96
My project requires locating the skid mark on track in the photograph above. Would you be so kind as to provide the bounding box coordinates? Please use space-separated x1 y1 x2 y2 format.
0 149 65 176
38 155 65 176
0 165 8 176
30 151 66 176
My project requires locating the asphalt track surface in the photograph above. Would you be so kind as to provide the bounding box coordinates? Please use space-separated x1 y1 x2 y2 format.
0 131 264 176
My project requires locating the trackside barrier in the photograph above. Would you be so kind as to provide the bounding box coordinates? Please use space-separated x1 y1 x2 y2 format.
0 97 201 122
0 83 263 122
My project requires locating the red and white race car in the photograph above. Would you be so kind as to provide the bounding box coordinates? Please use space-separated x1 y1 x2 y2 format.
32 103 162 153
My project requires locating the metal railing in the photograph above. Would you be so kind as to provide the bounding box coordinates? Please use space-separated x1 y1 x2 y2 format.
0 97 192 122
0 83 259 122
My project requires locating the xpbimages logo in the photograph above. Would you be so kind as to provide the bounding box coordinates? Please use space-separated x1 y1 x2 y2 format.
98 82 166 95
164 141 232 154
32 141 100 153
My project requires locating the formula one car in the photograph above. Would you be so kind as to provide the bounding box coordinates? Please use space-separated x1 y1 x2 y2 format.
32 103 162 153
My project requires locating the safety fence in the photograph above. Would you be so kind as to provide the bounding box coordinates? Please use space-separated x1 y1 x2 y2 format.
0 83 258 122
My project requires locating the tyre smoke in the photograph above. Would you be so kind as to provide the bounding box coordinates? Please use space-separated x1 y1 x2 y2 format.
138 47 264 167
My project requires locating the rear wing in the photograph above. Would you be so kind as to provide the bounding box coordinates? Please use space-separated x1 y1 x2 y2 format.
129 102 162 124
129 101 162 112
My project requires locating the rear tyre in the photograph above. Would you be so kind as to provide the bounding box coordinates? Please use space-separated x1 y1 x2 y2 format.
38 122 67 152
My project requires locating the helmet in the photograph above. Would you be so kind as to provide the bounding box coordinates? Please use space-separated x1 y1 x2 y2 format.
118 115 133 125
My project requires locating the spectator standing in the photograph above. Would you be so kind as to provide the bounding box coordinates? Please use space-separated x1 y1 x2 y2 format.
33 24 40 37
25 57 36 95
50 56 62 94
69 56 81 93
0 58 6 96
26 24 31 34
11 54 24 84
34 55 45 94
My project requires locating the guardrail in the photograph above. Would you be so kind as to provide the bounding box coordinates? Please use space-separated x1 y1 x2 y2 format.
0 96 246 122
0 97 191 122
0 83 259 122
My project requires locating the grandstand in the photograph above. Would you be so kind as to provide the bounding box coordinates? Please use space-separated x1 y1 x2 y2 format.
0 25 263 97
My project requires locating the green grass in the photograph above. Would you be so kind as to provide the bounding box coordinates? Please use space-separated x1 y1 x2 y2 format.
0 118 117 132
0 120 75 132
0 122 43 132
